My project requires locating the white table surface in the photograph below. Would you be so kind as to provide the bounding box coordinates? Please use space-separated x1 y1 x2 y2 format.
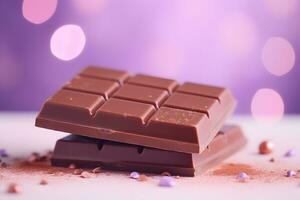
0 112 300 199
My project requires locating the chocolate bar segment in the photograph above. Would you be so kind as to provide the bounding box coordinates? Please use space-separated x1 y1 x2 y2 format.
127 74 179 93
64 76 119 100
112 84 168 108
36 66 236 153
51 125 247 177
39 90 104 123
80 66 129 84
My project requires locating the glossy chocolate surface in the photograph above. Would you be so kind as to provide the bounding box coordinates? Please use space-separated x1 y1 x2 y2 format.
36 66 236 153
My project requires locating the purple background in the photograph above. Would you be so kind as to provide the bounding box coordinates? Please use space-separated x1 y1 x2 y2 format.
0 0 299 113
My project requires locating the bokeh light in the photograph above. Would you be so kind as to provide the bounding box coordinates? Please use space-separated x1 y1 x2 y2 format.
262 37 295 76
264 0 298 17
22 0 57 24
251 88 284 124
72 0 106 14
50 24 86 61
219 13 257 57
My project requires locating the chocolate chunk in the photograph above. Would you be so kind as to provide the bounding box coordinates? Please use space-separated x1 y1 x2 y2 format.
127 74 179 93
80 66 129 84
51 125 247 177
36 66 236 153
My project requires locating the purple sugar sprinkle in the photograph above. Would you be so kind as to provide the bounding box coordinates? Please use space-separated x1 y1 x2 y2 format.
0 149 8 158
284 149 295 157
286 170 296 177
158 176 175 187
129 172 140 179
236 172 249 182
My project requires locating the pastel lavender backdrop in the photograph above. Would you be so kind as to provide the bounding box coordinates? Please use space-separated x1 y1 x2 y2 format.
0 0 299 114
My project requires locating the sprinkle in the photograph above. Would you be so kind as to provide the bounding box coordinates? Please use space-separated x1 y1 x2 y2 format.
80 171 91 178
129 171 140 179
259 141 274 155
286 170 296 177
284 149 295 157
0 149 8 158
161 172 172 176
158 176 175 187
39 179 48 185
73 169 83 175
236 172 250 182
92 167 101 173
6 183 21 194
68 164 76 169
138 174 148 182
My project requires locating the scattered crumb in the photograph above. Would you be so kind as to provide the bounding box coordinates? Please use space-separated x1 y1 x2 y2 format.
269 158 275 162
39 179 48 185
1 162 8 168
80 171 91 178
68 164 76 169
161 172 172 176
7 183 21 194
138 174 148 182
259 141 274 155
73 169 83 175
92 167 101 174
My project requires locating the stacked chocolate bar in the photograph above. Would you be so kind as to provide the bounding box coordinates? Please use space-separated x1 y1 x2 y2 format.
35 66 246 176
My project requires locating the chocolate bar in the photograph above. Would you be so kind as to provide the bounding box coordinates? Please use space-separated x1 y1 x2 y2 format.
36 66 236 153
51 125 246 177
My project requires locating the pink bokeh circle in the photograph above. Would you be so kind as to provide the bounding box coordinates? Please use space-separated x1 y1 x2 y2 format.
262 37 295 76
22 0 57 24
50 24 86 61
251 88 284 124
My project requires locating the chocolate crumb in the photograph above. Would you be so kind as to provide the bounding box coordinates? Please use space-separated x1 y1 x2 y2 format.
1 162 8 168
27 152 40 163
39 179 48 185
73 169 83 175
138 174 148 182
68 164 76 169
6 183 21 194
259 141 274 155
92 167 101 173
80 171 91 178
161 172 172 176
269 158 275 162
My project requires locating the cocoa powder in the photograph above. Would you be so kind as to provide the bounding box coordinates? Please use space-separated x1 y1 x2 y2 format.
212 163 261 176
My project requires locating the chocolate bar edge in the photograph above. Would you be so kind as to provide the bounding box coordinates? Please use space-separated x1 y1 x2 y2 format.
50 125 247 177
